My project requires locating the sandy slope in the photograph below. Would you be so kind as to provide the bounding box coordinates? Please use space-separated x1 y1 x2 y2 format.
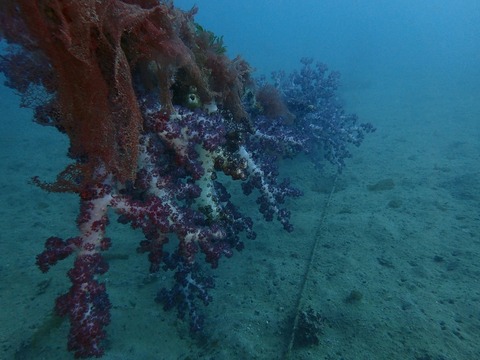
0 69 479 359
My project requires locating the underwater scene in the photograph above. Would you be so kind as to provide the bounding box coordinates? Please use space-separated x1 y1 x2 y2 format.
0 1 479 359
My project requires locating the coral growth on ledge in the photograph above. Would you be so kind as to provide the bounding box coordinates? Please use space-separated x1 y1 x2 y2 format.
0 0 374 357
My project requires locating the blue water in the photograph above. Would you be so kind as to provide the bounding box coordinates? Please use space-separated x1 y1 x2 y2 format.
1 1 479 359
175 0 480 80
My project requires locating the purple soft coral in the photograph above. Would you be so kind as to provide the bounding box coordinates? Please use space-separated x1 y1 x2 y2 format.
0 2 372 357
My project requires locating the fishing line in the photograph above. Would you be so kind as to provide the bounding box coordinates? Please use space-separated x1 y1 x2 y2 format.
283 172 339 359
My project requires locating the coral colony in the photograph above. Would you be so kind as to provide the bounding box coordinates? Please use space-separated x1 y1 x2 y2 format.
0 1 374 358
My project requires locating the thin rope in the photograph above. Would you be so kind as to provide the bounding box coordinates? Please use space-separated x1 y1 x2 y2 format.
283 172 339 359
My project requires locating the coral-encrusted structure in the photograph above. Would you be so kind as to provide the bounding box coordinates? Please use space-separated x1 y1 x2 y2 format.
0 1 373 358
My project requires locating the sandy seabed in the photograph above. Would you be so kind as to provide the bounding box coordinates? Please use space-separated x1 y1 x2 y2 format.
1 69 479 360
